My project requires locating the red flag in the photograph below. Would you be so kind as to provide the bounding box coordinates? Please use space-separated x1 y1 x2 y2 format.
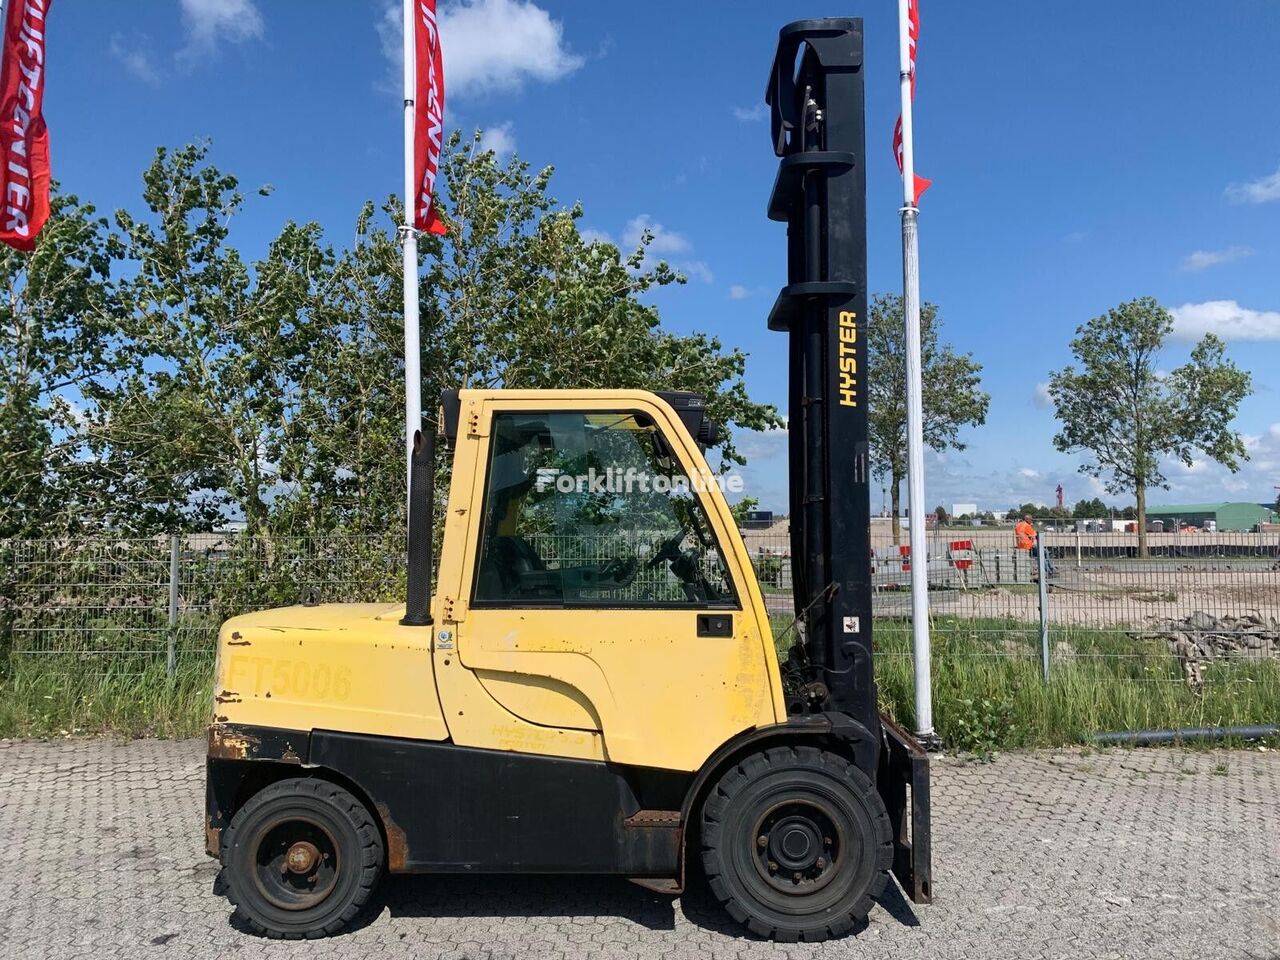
0 0 52 251
413 0 447 236
893 0 931 204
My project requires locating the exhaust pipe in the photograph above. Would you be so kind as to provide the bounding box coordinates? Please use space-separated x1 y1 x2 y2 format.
400 427 435 626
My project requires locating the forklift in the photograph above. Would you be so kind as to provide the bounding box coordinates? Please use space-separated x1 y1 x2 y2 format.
205 18 931 942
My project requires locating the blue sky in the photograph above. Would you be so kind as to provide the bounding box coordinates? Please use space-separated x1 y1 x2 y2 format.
47 0 1280 514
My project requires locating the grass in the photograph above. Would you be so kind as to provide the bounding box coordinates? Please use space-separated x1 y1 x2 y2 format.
0 657 212 739
2 615 1277 751
775 615 1280 753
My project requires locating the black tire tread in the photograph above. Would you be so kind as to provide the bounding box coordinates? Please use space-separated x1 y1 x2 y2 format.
221 777 383 939
699 745 893 942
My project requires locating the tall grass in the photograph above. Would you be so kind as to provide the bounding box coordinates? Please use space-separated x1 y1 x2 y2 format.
0 657 212 739
3 616 1276 748
774 615 1280 751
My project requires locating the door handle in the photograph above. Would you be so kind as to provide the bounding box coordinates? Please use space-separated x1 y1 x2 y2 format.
697 614 733 638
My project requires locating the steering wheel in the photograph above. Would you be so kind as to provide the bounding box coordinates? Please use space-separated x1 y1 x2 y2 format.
600 555 638 585
647 532 687 569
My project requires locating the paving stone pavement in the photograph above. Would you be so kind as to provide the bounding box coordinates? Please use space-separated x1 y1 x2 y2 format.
0 738 1277 960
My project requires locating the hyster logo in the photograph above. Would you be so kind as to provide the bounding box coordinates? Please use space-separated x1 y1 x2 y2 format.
837 310 858 407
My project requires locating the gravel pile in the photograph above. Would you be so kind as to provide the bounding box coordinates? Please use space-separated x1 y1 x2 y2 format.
1159 610 1279 660
1150 610 1279 691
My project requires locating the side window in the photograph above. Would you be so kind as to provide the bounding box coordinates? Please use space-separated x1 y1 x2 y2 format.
472 410 738 607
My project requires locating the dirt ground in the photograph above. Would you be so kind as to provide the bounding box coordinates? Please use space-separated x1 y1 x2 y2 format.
875 567 1280 631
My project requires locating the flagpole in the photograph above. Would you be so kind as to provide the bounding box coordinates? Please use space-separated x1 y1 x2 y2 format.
898 0 936 745
402 0 422 505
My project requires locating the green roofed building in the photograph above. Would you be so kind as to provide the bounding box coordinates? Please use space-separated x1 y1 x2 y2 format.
1145 502 1277 532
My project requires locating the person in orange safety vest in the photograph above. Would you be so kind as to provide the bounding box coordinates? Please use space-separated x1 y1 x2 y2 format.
1015 515 1036 551
1015 514 1054 576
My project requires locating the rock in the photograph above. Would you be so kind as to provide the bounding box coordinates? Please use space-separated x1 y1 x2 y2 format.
1185 610 1219 632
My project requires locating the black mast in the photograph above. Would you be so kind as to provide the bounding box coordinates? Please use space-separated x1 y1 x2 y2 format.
766 20 877 739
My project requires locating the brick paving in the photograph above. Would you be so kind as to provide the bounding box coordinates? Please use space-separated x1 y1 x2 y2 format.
0 738 1276 959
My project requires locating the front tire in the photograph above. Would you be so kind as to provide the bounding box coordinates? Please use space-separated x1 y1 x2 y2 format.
700 745 892 942
221 778 384 939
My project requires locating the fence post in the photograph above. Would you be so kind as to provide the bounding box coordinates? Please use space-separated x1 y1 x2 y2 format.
1075 529 1082 567
1037 541 1050 684
167 534 179 677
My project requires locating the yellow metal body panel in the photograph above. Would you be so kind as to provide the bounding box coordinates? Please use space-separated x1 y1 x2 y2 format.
208 389 784 773
433 390 785 772
212 603 447 742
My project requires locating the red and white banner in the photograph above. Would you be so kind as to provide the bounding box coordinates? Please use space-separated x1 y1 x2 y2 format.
893 0 931 205
412 0 447 236
0 0 52 251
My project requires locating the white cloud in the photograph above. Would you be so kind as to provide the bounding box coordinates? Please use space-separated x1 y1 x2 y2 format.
478 122 516 159
109 32 161 84
1018 467 1041 480
1178 245 1253 272
380 0 582 99
588 214 711 283
622 214 691 255
732 103 768 122
1032 382 1052 409
1226 165 1280 204
681 261 714 284
729 285 752 300
1169 300 1280 342
178 0 264 61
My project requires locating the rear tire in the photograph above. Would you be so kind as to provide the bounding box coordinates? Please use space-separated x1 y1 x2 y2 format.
700 745 892 942
221 778 384 939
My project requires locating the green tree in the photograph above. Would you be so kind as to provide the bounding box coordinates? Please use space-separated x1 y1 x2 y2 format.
271 133 781 533
425 132 779 466
868 294 989 543
95 136 779 538
0 192 120 538
728 497 761 527
1048 297 1251 556
103 144 333 535
1072 497 1108 519
934 504 948 524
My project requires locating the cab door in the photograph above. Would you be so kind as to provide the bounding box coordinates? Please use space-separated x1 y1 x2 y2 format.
446 393 782 773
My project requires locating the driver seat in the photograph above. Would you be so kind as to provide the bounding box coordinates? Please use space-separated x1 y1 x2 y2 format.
476 535 547 599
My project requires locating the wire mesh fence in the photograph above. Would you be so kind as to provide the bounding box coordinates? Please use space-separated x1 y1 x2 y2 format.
2 525 1277 698
750 522 1280 692
0 533 408 671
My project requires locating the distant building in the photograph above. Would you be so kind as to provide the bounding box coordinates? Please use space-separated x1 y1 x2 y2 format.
741 510 775 530
1146 502 1277 532
741 516 789 556
951 503 977 517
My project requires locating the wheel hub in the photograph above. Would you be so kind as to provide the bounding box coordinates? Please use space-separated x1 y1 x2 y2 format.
251 818 340 911
285 840 321 875
752 799 842 894
771 816 820 870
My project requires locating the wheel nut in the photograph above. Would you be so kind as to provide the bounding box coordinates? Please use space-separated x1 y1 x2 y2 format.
793 871 802 882
768 861 778 872
823 836 832 846
816 857 826 869
757 835 768 848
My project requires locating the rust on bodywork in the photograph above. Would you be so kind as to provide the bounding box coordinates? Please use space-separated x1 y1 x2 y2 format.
214 689 242 704
207 724 306 763
226 630 251 646
207 724 260 760
205 815 223 857
375 802 410 872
